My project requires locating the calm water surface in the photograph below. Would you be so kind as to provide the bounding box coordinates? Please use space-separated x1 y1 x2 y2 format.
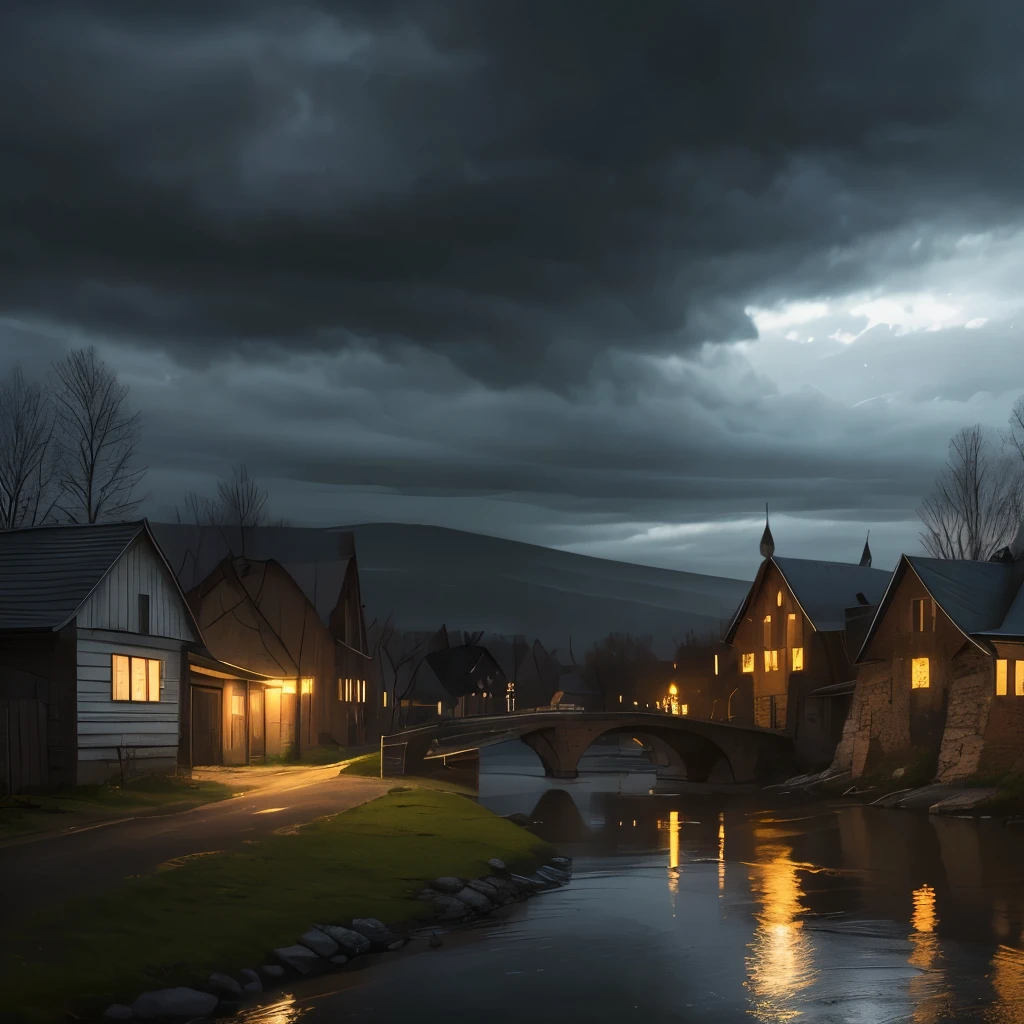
237 742 1024 1023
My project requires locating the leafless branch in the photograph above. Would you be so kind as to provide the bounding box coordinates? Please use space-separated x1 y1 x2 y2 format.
50 347 145 523
918 424 1023 560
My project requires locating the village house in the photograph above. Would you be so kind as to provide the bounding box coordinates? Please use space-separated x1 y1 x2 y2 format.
0 521 202 792
724 516 892 767
151 524 376 758
836 524 1024 782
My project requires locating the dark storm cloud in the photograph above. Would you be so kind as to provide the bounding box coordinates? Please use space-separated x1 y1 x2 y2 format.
2 1 1024 386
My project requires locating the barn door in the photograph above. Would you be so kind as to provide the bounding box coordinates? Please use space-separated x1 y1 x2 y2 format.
0 697 49 795
191 687 223 766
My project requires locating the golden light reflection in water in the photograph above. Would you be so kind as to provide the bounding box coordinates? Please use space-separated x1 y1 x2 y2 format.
667 809 680 906
718 812 726 892
907 884 950 1023
989 945 1024 1024
241 994 308 1023
745 841 815 1023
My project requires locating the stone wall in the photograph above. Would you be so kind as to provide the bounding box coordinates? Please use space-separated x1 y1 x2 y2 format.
936 647 994 781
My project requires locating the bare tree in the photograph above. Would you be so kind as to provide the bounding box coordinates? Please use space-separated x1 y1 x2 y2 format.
918 424 1023 560
0 365 60 529
216 464 268 528
51 347 145 523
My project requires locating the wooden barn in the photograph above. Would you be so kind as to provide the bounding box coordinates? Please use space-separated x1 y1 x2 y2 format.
724 519 892 768
151 524 376 749
0 521 201 792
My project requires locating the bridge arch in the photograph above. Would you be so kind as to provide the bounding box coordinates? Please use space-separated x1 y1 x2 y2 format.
520 721 737 783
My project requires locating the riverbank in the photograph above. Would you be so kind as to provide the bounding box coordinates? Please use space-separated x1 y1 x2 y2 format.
0 786 554 1023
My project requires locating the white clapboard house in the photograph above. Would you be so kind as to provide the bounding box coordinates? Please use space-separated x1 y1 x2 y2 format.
0 521 202 790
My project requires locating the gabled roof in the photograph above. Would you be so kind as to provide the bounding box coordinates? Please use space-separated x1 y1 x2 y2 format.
0 520 202 636
725 555 892 643
856 554 1024 660
150 523 356 627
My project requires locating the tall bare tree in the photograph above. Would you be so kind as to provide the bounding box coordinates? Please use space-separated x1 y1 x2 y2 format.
918 424 1023 560
0 365 60 529
51 347 145 523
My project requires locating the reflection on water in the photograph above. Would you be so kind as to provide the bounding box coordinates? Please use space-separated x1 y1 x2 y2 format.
235 741 1024 1024
239 995 306 1023
745 834 815 1022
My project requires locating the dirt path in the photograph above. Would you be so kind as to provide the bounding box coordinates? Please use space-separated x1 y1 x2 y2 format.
0 771 391 928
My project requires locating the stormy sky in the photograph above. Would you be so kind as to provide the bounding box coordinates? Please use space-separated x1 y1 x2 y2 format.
2 1 1023 580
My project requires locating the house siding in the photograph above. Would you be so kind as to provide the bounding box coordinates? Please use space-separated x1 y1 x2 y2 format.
77 535 196 641
75 628 183 783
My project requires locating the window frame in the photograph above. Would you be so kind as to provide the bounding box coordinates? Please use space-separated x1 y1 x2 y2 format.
111 654 162 703
741 653 755 673
911 656 930 689
911 598 936 633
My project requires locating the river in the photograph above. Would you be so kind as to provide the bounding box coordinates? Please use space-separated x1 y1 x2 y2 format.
236 740 1024 1023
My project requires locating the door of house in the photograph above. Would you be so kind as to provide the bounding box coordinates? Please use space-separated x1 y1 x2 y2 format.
249 687 266 763
0 697 49 794
191 687 223 766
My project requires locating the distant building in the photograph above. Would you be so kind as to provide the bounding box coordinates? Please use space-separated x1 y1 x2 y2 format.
840 523 1024 781
0 521 201 790
725 515 891 767
150 524 375 750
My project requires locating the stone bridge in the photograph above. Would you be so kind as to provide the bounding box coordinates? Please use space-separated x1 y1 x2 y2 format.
380 711 795 783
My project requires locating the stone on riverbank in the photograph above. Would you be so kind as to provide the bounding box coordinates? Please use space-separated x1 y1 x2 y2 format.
315 923 372 956
330 954 350 966
298 929 340 958
207 972 242 999
432 876 466 895
430 894 474 921
509 873 543 892
535 866 569 884
261 965 285 980
454 886 493 913
483 876 518 902
351 917 397 948
102 1005 133 1021
274 945 330 975
132 987 219 1020
466 878 501 901
487 857 508 872
929 788 999 814
238 968 262 995
550 856 572 869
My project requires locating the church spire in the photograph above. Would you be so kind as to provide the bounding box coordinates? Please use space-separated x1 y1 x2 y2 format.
859 531 872 568
759 503 775 559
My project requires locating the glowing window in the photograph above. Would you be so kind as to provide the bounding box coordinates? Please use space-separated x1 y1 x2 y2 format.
911 598 936 633
383 690 388 708
714 654 719 675
668 682 678 696
301 677 313 695
763 614 772 648
680 704 689 715
1017 661 1024 697
997 659 1008 696
437 701 443 715
792 647 804 672
282 680 297 695
763 649 779 672
911 657 930 689
741 653 755 673
776 590 783 607
231 694 244 717
111 654 160 702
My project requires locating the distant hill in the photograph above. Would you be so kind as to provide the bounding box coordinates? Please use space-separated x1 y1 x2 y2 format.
337 523 750 660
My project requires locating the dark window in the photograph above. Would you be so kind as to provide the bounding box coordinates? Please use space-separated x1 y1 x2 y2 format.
138 593 150 635
911 598 935 632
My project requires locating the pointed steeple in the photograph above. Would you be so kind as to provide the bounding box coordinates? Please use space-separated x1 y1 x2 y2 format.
759 503 775 559
859 531 872 568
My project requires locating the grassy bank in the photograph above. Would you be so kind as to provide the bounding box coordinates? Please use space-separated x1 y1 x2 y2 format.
339 750 382 776
0 788 554 1023
0 775 235 841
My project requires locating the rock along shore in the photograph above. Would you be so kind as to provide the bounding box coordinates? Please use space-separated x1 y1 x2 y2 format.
101 855 573 1022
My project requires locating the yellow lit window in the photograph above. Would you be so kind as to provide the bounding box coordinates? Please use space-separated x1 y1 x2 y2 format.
301 677 313 695
680 704 689 715
911 657 930 689
741 653 755 673
437 701 443 715
997 659 1008 696
1017 662 1024 697
763 649 779 672
230 694 244 717
714 654 719 675
111 654 160 702
282 680 297 695
383 690 388 708
776 590 783 607
763 614 772 648
792 647 804 671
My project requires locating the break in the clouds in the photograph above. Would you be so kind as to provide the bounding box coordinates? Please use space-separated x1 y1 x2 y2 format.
2 1 1024 579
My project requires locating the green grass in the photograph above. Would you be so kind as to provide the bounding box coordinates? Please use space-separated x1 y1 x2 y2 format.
0 775 235 840
961 769 1024 815
0 788 554 1023
338 751 382 776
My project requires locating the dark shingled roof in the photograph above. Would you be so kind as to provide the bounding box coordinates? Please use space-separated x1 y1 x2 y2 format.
0 521 147 631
